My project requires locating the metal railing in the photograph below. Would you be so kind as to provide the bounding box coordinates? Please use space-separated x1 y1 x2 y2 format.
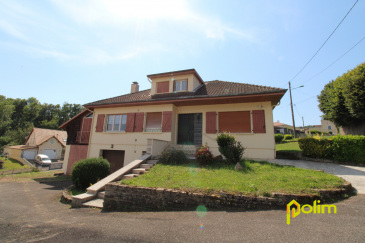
144 128 162 133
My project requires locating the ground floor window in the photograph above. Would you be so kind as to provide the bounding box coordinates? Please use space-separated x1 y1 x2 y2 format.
219 111 251 133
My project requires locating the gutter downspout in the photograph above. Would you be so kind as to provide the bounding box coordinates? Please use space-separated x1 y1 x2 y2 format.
85 108 94 159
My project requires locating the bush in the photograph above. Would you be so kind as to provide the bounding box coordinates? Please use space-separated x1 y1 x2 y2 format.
298 137 334 159
275 134 284 143
284 134 293 140
216 133 245 164
71 158 110 189
158 145 189 165
195 144 214 165
332 135 365 164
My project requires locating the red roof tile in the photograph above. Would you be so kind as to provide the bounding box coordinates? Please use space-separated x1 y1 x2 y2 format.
84 80 286 107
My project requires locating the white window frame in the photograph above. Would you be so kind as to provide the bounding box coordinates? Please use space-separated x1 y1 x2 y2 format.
174 80 188 92
106 115 127 132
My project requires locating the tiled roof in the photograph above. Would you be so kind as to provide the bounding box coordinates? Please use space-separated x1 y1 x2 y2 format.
31 128 67 147
85 80 286 107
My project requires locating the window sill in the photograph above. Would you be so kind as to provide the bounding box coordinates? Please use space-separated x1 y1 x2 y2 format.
217 132 254 135
142 132 163 134
103 131 126 134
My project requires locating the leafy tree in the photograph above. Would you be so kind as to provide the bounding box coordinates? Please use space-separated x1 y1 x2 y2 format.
0 95 15 137
318 62 365 127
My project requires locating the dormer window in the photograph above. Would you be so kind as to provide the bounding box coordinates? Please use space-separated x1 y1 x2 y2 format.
156 81 169 94
174 80 187 92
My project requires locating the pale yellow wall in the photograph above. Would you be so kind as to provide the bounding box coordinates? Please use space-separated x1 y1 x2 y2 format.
193 75 201 90
305 120 337 135
173 101 275 159
26 132 36 146
62 145 71 174
150 74 197 95
86 101 275 163
88 104 174 165
38 138 64 159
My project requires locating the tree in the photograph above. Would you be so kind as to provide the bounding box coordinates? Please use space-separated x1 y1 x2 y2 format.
0 95 15 137
318 62 365 127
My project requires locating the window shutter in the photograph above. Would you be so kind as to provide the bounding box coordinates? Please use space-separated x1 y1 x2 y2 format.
219 111 251 133
206 112 216 133
157 81 169 93
95 114 105 132
252 110 266 133
173 81 176 92
126 113 135 132
162 111 172 132
134 112 144 132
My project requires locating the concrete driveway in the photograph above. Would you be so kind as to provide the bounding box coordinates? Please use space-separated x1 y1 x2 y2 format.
266 159 365 194
1 180 365 242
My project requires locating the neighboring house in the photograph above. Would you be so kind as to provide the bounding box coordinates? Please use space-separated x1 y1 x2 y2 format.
301 120 338 135
59 69 287 175
273 120 300 136
4 128 67 162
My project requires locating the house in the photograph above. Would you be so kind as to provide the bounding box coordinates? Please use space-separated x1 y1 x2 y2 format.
59 69 287 175
4 128 67 162
301 120 337 135
273 120 300 136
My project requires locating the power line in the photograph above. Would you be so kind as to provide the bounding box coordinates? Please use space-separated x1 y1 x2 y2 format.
287 0 359 85
298 36 365 85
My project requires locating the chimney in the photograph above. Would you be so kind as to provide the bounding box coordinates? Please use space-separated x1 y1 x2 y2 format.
131 82 139 93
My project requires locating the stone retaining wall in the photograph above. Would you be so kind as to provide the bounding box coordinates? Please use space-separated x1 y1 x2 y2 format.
103 181 352 211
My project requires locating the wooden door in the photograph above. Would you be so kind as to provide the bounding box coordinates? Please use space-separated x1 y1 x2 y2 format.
102 150 125 174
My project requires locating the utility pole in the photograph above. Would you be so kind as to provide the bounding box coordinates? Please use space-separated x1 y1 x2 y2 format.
289 82 296 138
302 117 304 128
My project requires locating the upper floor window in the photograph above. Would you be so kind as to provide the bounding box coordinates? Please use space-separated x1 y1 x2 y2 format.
174 80 187 92
106 115 127 132
328 126 331 130
156 81 169 93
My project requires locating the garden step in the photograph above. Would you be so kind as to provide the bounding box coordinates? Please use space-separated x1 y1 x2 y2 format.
97 191 105 199
140 164 153 169
82 198 104 208
132 168 147 174
147 160 158 165
122 174 140 180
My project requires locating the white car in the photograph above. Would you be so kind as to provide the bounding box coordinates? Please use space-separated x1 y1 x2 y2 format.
35 154 52 165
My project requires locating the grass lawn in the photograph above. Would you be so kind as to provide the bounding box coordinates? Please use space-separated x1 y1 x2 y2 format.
0 157 26 171
121 160 343 196
0 170 70 182
276 141 301 152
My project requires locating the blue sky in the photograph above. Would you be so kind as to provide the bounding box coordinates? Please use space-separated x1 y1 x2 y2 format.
1 0 364 126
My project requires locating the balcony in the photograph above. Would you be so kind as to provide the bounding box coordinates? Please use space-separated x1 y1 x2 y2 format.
76 131 90 144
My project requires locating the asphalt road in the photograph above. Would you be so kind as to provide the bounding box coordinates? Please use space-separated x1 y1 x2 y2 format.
0 180 365 243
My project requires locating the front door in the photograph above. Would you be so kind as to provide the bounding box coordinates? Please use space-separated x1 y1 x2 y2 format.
177 113 202 145
102 150 125 173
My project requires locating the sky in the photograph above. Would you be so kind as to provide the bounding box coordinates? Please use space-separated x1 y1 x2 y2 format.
0 0 364 127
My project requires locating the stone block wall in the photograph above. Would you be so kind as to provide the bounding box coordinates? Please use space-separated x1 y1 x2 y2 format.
103 181 352 211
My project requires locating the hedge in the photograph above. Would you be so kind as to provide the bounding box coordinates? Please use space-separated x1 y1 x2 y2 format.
298 135 365 164
298 137 333 159
331 135 365 164
275 134 284 143
284 134 293 140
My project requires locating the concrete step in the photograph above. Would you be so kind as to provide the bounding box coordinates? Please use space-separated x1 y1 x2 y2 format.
97 191 105 199
132 168 147 174
140 164 153 169
122 174 140 180
147 160 158 165
82 198 104 208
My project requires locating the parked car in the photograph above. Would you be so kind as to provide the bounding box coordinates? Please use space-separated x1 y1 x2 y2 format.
35 154 52 165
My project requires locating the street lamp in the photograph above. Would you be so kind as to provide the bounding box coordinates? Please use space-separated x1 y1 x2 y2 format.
288 83 304 138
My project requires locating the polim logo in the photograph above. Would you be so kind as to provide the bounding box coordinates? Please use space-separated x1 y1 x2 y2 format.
287 200 337 225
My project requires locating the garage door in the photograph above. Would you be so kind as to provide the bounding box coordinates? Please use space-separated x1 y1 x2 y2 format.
43 149 57 159
102 150 125 174
23 150 36 160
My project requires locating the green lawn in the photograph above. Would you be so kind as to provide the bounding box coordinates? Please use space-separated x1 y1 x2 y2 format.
0 170 69 182
0 157 26 171
121 160 343 196
276 141 301 152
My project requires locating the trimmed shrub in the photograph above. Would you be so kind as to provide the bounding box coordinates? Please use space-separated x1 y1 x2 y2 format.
275 134 284 143
71 158 110 189
216 133 244 164
284 134 293 140
298 137 334 159
332 135 365 164
195 144 214 165
158 145 189 165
